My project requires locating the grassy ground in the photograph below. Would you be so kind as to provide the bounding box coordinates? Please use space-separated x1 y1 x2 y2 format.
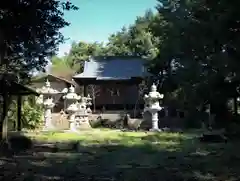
1 129 240 181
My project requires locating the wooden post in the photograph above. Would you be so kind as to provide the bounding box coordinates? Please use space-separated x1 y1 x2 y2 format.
233 97 238 115
84 85 88 97
0 93 7 139
17 95 22 131
1 93 10 140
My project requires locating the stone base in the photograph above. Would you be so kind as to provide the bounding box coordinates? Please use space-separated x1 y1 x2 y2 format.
42 127 56 132
76 119 92 130
65 129 81 134
149 128 162 132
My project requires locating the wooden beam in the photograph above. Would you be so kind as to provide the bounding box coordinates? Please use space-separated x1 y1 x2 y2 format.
0 92 39 96
17 96 22 131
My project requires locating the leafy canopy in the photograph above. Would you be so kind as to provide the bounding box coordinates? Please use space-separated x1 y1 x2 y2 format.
0 0 78 80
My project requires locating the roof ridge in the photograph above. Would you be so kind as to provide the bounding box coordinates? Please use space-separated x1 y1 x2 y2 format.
89 56 144 61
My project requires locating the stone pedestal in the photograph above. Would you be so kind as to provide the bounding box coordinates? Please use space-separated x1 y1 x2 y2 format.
43 98 55 130
66 103 79 132
44 108 53 129
69 114 77 132
150 111 160 131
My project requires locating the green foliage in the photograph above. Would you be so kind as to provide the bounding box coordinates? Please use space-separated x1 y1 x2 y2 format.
143 0 240 124
8 98 43 130
21 101 43 130
50 55 76 79
67 41 107 72
106 10 160 59
0 0 78 81
50 41 107 74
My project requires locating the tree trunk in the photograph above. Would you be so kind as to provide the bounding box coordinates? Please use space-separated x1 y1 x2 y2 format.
93 96 96 113
17 95 22 131
134 98 139 118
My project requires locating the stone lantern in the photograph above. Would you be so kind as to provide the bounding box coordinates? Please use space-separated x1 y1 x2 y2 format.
63 85 81 132
144 83 164 131
85 94 92 114
43 98 55 130
36 79 60 130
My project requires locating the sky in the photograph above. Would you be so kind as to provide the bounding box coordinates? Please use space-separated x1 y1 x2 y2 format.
57 0 158 57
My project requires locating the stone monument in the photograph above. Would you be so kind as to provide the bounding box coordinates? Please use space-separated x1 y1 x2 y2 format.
74 94 92 129
36 79 60 130
86 94 92 114
144 83 164 132
43 98 55 130
63 85 81 132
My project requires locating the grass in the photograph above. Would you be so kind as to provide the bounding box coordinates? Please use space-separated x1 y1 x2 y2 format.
1 129 240 181
26 129 187 147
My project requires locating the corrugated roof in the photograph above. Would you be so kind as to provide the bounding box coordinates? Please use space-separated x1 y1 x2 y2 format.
73 56 149 80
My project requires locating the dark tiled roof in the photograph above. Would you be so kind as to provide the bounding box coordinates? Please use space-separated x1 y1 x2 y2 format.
73 56 149 80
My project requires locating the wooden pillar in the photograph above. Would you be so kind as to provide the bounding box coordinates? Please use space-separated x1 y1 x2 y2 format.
1 93 8 140
84 85 88 97
233 97 238 115
123 85 127 111
17 95 22 131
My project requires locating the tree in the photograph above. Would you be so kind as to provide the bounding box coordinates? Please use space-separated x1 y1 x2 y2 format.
106 10 160 60
65 41 106 73
0 0 78 80
50 55 76 80
134 80 148 118
0 0 78 138
148 0 240 125
87 85 101 113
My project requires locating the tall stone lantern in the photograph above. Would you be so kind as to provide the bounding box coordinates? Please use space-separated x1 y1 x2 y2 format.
144 83 164 131
84 94 92 114
63 85 81 132
43 98 55 130
36 79 60 130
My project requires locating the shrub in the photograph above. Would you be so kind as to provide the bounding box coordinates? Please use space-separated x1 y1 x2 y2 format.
21 101 43 130
8 97 43 130
89 118 102 128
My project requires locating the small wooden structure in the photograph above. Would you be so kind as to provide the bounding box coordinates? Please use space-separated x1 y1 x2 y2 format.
0 76 39 132
31 73 74 90
73 56 150 110
31 74 75 112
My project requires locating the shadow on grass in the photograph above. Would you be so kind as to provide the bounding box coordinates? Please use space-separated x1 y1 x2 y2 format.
1 133 240 181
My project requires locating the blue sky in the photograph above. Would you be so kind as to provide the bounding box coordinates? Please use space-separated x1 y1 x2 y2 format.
57 0 158 56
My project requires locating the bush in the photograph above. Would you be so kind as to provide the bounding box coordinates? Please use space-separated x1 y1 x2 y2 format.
89 117 102 128
21 101 43 130
89 115 125 129
8 97 43 130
